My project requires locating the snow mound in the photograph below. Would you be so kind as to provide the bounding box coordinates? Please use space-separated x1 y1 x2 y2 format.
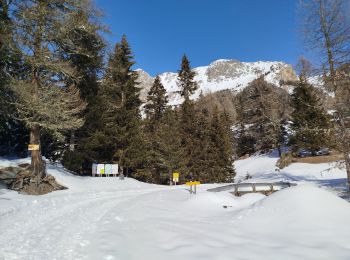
228 184 350 259
236 184 350 223
183 191 265 212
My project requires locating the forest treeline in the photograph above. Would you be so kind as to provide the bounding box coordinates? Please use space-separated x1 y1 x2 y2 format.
0 0 349 187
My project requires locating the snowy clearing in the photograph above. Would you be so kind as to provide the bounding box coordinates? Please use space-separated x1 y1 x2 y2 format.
1 155 350 260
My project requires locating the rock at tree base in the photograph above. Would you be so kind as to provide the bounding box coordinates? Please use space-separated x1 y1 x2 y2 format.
0 165 66 195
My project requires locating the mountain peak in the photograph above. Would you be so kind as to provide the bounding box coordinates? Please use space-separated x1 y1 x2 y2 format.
136 59 297 105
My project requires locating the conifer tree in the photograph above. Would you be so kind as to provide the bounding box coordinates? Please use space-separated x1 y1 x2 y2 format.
291 81 333 153
137 75 169 183
0 0 13 151
234 95 256 157
182 106 236 183
8 0 91 179
144 76 168 126
211 109 236 182
177 55 199 180
157 108 183 183
86 35 142 176
178 55 198 101
236 77 289 155
185 107 210 182
0 0 29 157
58 5 106 171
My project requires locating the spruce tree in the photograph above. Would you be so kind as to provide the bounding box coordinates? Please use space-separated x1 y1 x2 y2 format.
291 81 333 154
220 112 236 180
186 107 210 182
177 55 199 181
137 75 170 183
157 108 183 183
210 108 236 182
0 0 14 153
178 55 198 101
1 0 34 157
144 76 168 126
180 105 236 183
58 6 106 171
86 35 142 176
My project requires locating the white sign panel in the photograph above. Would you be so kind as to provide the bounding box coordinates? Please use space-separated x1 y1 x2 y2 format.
112 164 119 175
92 163 97 176
104 164 112 175
97 164 105 175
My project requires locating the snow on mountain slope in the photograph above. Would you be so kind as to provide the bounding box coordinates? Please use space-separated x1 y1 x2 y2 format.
137 59 297 105
1 156 350 259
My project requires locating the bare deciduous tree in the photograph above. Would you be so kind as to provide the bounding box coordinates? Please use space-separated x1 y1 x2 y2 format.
300 0 350 189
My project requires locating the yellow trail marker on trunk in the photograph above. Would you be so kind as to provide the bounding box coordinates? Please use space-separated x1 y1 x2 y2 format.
28 144 40 151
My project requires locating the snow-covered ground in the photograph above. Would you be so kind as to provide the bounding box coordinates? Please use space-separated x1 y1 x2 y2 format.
1 155 350 260
235 152 349 197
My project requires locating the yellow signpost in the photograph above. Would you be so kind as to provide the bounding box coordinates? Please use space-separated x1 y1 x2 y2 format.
185 181 200 194
185 181 200 186
28 144 40 151
172 172 179 185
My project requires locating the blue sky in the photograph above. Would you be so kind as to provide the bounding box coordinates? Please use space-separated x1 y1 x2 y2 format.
94 0 311 76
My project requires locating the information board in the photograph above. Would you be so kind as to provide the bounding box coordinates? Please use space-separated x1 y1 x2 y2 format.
92 163 119 177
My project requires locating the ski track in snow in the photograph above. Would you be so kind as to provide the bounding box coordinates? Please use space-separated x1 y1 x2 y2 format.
0 188 168 260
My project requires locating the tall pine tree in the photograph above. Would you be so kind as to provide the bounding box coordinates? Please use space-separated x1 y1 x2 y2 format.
177 55 199 181
178 55 198 102
144 76 168 126
137 75 169 183
58 5 106 172
209 108 236 182
85 35 142 176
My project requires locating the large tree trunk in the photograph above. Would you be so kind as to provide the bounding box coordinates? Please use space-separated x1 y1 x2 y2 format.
30 124 45 180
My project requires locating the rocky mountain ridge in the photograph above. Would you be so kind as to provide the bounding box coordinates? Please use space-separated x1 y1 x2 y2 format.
137 59 298 105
